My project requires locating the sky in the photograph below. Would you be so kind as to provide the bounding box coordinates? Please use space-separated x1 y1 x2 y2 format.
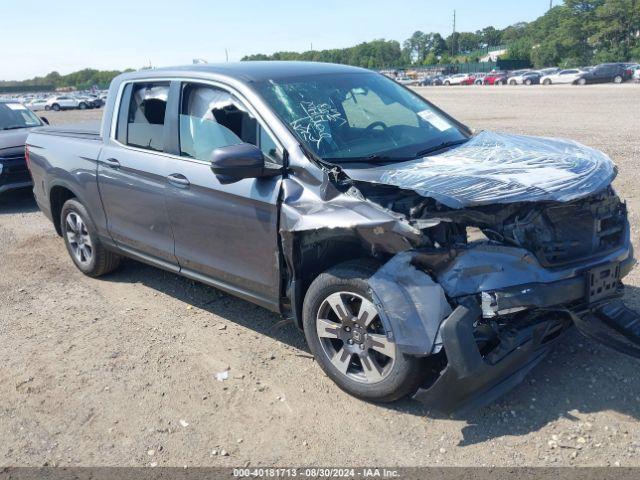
1 0 552 81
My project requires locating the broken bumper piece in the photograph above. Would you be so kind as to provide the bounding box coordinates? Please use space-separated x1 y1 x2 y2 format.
414 298 640 416
413 300 572 416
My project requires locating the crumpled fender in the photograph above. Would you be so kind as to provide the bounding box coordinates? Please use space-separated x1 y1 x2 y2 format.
368 252 451 356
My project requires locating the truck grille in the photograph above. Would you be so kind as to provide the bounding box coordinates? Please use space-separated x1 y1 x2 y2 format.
505 189 626 267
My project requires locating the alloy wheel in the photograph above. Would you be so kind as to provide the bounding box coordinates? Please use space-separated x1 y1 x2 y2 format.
316 291 396 384
65 212 93 266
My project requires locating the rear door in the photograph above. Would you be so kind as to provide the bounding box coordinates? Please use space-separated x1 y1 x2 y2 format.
97 81 177 268
162 81 283 310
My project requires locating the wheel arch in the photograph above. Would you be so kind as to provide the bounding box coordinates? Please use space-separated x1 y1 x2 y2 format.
49 183 79 236
283 229 385 330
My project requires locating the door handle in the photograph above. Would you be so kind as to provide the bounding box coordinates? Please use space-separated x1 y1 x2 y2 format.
167 173 190 187
103 158 120 169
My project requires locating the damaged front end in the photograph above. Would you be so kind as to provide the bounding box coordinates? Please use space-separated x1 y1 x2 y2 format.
280 132 639 414
360 183 638 415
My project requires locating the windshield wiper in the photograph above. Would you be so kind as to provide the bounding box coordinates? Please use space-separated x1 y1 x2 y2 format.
1 126 27 131
412 139 469 158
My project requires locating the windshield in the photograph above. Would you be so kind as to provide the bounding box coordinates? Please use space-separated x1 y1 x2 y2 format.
0 103 42 130
254 72 469 163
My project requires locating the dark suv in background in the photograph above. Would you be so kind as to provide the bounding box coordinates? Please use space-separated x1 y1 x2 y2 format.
0 100 45 194
575 63 633 85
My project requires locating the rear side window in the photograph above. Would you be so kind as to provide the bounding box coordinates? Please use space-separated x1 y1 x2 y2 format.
117 82 169 152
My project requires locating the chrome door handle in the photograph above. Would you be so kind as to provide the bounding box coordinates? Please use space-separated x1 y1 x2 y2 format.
167 173 190 187
103 158 120 169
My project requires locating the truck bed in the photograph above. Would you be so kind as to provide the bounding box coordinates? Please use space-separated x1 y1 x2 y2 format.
33 121 102 141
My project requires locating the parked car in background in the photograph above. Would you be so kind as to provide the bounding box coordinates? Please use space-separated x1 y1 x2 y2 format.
395 76 418 86
443 73 475 86
0 100 45 194
521 71 542 85
574 63 632 85
25 62 640 413
25 98 49 111
507 69 534 85
45 95 90 111
472 73 487 85
482 71 508 85
630 65 640 82
418 75 444 86
541 69 585 85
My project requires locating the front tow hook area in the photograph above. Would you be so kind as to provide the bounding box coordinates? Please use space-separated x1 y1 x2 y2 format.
573 300 640 358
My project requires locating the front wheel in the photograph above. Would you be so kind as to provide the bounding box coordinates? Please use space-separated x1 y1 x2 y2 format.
44 105 51 111
302 260 427 403
524 79 532 85
543 79 552 85
614 75 623 84
52 103 60 111
444 81 450 86
577 78 587 86
61 199 122 277
78 102 87 110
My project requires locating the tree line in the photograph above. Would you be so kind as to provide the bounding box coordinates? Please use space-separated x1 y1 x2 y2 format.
243 0 640 68
0 68 131 91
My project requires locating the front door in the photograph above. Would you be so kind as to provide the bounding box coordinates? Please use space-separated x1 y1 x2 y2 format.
97 81 177 268
163 82 283 309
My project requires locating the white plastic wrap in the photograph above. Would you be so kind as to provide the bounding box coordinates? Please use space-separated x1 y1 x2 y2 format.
375 131 616 208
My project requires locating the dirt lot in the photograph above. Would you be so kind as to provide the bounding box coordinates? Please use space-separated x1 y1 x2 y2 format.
1 84 640 467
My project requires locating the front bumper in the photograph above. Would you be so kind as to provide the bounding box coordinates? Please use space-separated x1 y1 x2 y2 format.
0 156 32 194
414 301 572 416
410 235 637 415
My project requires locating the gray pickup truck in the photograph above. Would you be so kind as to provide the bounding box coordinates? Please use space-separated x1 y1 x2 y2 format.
26 62 640 414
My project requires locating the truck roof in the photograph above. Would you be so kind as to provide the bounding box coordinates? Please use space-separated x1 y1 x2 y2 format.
118 61 371 83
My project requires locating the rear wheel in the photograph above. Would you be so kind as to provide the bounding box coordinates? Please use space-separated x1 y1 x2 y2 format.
543 79 552 85
52 103 60 111
78 102 87 110
61 199 121 277
509 79 517 85
444 81 451 86
577 78 587 86
44 105 51 111
302 260 427 403
614 75 623 84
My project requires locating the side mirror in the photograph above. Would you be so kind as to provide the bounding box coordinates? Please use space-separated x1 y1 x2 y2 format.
40 117 49 125
210 143 278 183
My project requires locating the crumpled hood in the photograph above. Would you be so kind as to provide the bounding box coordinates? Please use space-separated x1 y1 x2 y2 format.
343 131 616 209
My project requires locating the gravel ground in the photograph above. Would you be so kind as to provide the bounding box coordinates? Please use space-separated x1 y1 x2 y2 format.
1 84 639 467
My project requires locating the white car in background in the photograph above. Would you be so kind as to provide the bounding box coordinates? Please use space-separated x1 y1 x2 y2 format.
25 98 49 111
541 69 585 85
45 95 90 111
443 73 472 86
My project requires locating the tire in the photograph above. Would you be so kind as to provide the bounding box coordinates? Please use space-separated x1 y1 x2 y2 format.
525 79 532 86
302 259 428 403
543 79 552 85
52 103 60 111
509 80 517 85
577 78 587 86
60 198 121 277
444 81 450 86
614 75 623 84
44 105 51 111
79 102 87 110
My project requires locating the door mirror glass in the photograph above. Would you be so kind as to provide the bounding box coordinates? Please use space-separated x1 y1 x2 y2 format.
210 143 266 183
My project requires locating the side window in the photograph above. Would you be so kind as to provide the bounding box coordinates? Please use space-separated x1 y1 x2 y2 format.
118 82 169 152
179 83 281 162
